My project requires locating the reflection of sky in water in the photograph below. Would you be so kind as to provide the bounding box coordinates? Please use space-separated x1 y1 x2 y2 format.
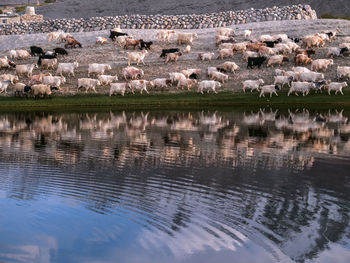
0 110 349 263
0 191 289 263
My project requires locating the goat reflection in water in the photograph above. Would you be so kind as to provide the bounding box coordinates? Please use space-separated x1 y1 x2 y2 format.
0 109 350 263
0 109 348 169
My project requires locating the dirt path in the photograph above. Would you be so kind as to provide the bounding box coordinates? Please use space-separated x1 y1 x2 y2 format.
1 19 350 95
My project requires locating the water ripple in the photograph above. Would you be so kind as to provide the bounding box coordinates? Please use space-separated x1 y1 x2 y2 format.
0 110 349 263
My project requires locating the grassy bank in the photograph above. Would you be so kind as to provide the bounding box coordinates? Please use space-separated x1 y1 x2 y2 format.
14 6 26 13
320 14 350 21
0 91 350 111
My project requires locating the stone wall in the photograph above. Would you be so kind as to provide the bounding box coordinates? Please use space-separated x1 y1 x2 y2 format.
20 14 43 22
0 4 317 35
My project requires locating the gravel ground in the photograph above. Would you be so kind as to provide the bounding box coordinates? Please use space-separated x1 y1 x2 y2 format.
1 19 350 96
32 0 350 19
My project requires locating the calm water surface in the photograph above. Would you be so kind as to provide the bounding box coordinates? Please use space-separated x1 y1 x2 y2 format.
0 109 349 263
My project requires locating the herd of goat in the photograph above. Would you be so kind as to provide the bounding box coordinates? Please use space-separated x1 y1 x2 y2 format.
0 26 350 98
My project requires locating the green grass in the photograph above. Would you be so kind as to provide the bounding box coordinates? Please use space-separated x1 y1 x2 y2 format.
0 91 350 111
14 6 26 13
320 13 350 21
40 0 56 7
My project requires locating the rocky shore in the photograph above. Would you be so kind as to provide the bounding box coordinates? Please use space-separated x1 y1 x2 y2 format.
0 4 317 35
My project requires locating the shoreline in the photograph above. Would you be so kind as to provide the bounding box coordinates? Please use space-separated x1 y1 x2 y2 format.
1 91 350 110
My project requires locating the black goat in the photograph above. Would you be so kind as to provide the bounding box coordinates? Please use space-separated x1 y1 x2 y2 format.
53 48 68 56
160 48 180 58
109 31 128 40
189 73 199 79
39 54 57 59
30 46 44 56
140 40 153 50
37 54 57 66
340 47 349 55
263 40 280 48
247 57 266 69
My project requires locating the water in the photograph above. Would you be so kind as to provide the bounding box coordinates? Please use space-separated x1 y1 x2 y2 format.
0 109 349 263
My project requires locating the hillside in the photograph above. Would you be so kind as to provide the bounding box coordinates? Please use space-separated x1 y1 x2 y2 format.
34 0 349 19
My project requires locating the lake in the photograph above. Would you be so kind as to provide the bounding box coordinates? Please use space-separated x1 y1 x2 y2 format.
0 109 349 263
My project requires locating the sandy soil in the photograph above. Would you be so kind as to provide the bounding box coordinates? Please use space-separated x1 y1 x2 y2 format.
1 19 350 96
32 0 350 19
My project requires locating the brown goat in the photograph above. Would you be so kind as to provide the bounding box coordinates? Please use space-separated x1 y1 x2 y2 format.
64 36 82 48
295 48 316 57
124 39 142 49
246 43 266 52
165 52 182 63
295 54 312 65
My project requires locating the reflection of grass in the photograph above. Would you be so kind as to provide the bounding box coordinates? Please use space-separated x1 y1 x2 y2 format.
0 91 350 110
320 13 350 20
15 6 26 13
